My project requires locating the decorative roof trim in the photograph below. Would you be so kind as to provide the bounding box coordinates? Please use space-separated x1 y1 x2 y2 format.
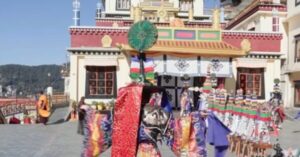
249 51 284 55
69 26 282 40
226 3 287 29
95 19 226 28
69 27 129 35
67 47 121 55
243 54 281 59
223 31 282 40
228 10 287 30
117 39 250 57
95 18 133 21
69 26 130 29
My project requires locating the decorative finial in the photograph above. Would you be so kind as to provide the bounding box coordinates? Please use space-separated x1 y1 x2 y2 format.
212 9 220 29
73 0 80 26
96 0 104 19
188 8 194 21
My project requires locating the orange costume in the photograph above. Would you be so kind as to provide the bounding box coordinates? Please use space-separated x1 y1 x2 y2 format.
37 95 50 124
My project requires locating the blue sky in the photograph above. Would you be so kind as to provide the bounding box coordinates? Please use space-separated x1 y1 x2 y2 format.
0 0 219 66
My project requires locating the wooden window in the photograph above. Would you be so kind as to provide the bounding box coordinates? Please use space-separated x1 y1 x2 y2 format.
85 66 116 98
295 81 300 107
116 0 130 10
295 35 300 62
179 0 193 12
272 17 279 32
237 68 265 99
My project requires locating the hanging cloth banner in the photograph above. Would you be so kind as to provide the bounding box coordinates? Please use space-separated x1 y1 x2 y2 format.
200 57 232 77
152 56 232 77
130 56 155 81
165 56 199 76
152 55 164 74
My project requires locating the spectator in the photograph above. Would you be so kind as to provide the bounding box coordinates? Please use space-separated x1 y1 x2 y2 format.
23 109 31 124
77 97 87 135
9 115 20 124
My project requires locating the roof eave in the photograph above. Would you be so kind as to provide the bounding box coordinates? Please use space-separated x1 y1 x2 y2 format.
119 45 247 57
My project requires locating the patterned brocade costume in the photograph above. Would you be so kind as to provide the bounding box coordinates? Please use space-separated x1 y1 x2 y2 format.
81 83 231 157
81 109 112 157
112 84 143 157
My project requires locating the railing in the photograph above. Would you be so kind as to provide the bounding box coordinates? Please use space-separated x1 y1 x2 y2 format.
0 99 36 117
51 94 69 106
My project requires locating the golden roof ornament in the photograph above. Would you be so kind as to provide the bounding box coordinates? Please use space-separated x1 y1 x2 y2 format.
134 7 142 23
101 35 112 48
212 9 220 29
130 6 135 19
170 18 184 27
241 39 251 53
188 9 194 21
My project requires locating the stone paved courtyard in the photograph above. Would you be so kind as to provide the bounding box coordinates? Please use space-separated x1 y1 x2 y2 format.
0 107 300 157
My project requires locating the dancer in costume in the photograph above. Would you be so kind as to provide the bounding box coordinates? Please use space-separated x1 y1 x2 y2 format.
246 92 257 141
37 91 50 125
138 104 170 157
188 92 209 157
180 88 192 117
81 106 112 157
229 89 243 154
238 90 251 138
218 88 227 123
223 91 234 128
230 89 243 135
257 103 271 144
246 92 258 141
241 92 259 156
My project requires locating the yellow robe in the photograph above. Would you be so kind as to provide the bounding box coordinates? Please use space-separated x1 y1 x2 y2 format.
38 95 50 117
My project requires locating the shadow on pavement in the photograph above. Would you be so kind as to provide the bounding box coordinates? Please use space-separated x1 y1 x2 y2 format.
47 119 66 125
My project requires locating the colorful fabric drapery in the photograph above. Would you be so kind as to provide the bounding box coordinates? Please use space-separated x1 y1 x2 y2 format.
207 113 231 157
111 84 143 157
189 112 207 157
137 143 161 157
81 108 112 157
130 56 155 81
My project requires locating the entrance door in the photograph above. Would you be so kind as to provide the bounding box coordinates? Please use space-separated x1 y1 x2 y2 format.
158 76 205 110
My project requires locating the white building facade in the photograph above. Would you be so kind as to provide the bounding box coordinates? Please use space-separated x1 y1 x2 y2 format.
103 0 205 17
223 0 287 102
68 0 283 107
283 0 300 107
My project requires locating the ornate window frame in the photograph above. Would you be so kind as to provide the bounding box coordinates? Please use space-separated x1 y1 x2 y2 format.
116 0 131 11
179 0 194 12
236 68 265 99
85 66 117 99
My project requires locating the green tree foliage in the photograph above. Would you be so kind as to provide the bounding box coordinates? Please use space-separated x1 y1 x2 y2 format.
0 64 64 96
